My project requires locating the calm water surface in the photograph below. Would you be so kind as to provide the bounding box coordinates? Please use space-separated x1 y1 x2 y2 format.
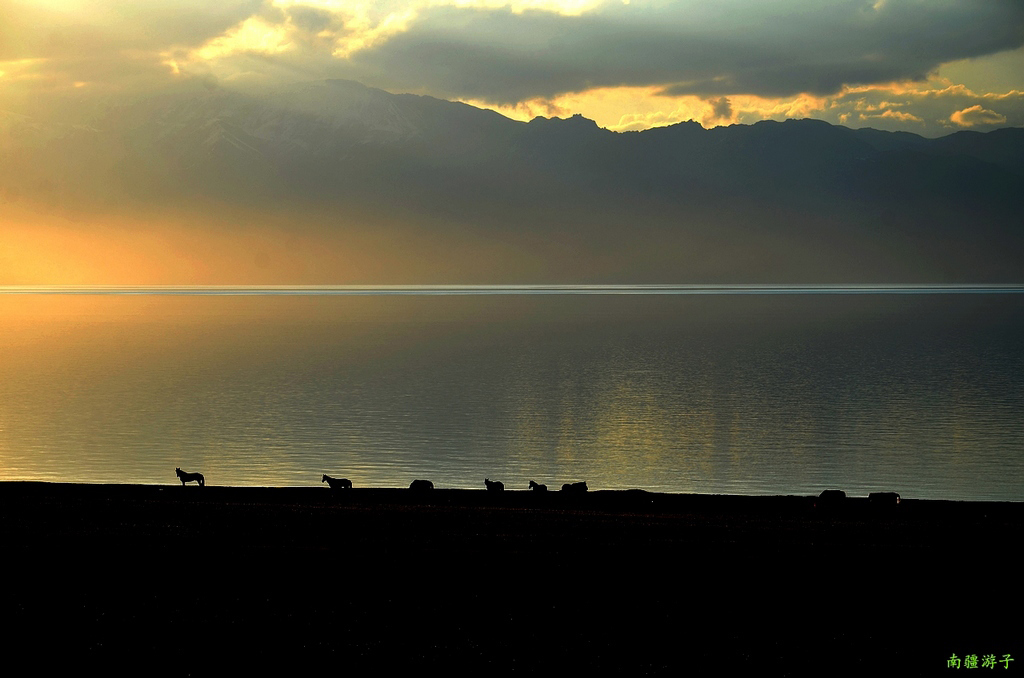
1 294 1021 500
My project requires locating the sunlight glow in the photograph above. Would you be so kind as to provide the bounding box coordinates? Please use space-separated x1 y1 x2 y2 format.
194 17 295 60
462 87 833 132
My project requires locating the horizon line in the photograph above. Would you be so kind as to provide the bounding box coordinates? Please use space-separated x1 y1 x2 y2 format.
3 284 1024 295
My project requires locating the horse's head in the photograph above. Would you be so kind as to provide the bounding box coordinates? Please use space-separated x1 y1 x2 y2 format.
321 474 329 483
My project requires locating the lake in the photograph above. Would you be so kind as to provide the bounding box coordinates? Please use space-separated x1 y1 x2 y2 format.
1 290 1022 500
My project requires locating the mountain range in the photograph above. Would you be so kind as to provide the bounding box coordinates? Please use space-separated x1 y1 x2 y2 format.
3 79 1022 282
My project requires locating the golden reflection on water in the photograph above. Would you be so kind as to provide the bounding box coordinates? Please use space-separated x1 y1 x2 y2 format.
587 371 680 491
1 294 1022 499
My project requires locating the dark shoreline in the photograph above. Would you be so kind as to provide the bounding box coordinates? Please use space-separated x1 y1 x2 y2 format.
3 482 1020 674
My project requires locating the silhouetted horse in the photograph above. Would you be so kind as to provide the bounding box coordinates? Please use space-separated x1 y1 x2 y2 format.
322 474 352 490
528 481 547 492
561 481 588 493
409 479 434 491
175 467 205 487
484 478 504 492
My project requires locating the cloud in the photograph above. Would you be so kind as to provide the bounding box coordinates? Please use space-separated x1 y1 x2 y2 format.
455 76 1022 137
823 82 1024 134
343 0 1024 104
863 109 923 123
0 0 267 59
2 0 1023 139
950 104 1009 126
279 5 349 51
708 97 732 122
0 0 267 97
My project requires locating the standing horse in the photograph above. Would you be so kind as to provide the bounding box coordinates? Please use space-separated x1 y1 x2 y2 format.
322 474 353 490
175 467 205 487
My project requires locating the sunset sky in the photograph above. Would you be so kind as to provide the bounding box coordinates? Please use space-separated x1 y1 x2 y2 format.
2 0 1022 135
1 1 1023 286
2 2 1024 507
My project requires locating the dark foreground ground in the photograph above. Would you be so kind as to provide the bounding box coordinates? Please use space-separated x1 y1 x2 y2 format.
1 483 1020 675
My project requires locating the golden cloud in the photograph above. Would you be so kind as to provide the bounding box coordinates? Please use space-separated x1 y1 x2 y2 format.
950 104 1007 127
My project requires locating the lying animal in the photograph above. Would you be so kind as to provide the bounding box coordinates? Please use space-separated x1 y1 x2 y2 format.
409 479 434 491
815 488 846 509
322 474 352 490
528 481 547 492
868 491 901 505
561 481 588 493
484 478 504 492
175 467 205 487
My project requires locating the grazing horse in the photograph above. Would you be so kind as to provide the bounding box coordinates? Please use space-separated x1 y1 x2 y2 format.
409 479 434 491
528 481 547 492
484 478 504 492
561 481 588 493
175 467 205 487
322 474 352 490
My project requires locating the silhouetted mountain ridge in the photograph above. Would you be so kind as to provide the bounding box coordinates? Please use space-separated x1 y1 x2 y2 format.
5 80 1021 205
3 79 1022 281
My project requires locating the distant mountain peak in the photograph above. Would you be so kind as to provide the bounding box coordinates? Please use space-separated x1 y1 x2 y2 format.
528 113 601 129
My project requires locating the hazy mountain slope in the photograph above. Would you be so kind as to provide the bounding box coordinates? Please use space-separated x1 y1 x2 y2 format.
2 79 1022 282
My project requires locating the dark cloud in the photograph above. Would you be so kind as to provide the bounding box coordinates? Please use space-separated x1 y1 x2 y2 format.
709 97 732 121
1 1 267 59
287 6 335 34
348 1 1024 103
283 5 348 53
0 0 267 100
0 0 272 113
111 1 269 49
